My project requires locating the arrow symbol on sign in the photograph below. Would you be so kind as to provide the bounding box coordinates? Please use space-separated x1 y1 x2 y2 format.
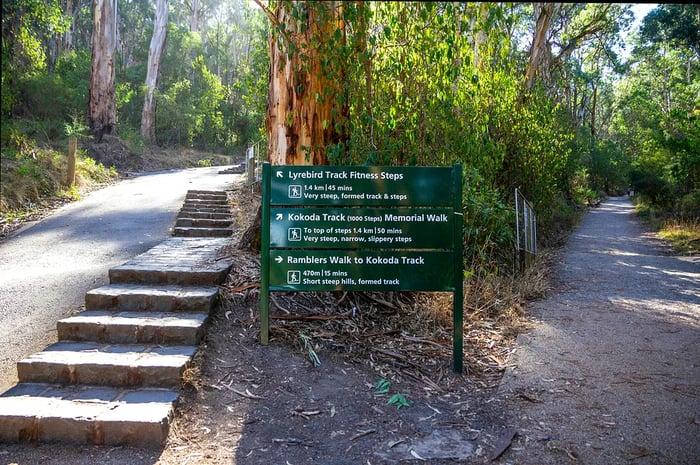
275 256 283 263
276 171 283 178
275 213 283 220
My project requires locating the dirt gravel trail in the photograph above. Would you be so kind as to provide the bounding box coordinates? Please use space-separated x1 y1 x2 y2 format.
496 196 700 464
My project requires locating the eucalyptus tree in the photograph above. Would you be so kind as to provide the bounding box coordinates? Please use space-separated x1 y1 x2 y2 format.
523 3 631 103
613 3 700 205
140 0 169 142
88 0 118 138
254 0 355 165
117 0 153 73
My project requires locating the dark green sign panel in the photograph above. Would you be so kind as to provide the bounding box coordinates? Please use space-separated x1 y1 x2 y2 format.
269 207 454 249
260 163 464 374
270 166 455 206
268 250 455 291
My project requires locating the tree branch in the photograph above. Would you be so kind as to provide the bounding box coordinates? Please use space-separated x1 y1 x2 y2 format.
253 0 281 28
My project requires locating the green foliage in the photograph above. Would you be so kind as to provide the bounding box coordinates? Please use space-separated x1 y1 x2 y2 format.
678 191 700 221
613 3 700 215
640 4 700 53
54 50 91 114
327 2 587 269
64 112 89 139
115 81 141 132
573 129 629 196
77 154 118 184
658 218 700 256
461 169 515 272
143 14 268 153
373 379 391 395
3 0 694 275
155 55 230 151
1 0 68 117
569 168 597 205
629 166 674 209
373 378 411 408
0 141 116 213
386 393 412 409
17 73 68 121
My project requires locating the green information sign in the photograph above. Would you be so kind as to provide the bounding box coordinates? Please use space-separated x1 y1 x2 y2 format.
270 165 455 206
260 163 464 373
268 250 454 291
269 207 454 249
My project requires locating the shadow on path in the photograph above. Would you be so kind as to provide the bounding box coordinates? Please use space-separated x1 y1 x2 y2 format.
496 196 700 465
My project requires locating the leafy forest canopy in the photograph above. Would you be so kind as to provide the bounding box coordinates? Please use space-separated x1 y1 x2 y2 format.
1 1 699 265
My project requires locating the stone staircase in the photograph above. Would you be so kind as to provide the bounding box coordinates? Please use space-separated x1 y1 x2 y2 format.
173 190 233 238
0 190 234 446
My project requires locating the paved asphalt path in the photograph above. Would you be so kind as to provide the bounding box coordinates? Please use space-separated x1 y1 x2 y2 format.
496 196 700 464
0 166 240 393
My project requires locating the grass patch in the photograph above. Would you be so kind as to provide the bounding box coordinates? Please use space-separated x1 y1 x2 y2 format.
1 140 119 237
1 148 117 212
634 200 700 256
658 218 700 256
0 127 235 238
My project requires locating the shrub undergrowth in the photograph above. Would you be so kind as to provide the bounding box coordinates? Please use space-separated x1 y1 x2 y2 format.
1 136 117 214
634 198 700 256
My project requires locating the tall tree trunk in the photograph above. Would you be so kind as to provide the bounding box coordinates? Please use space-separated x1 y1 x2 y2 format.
241 0 353 252
355 1 373 149
141 0 169 143
260 0 348 166
88 0 118 140
468 3 489 69
525 2 557 92
189 0 200 32
63 0 74 51
590 84 597 136
60 0 79 53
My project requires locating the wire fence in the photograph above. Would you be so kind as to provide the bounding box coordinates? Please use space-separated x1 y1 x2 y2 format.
515 188 537 271
246 139 267 185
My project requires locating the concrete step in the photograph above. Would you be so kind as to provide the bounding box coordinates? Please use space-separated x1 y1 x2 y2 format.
182 198 229 206
175 218 233 228
85 284 219 312
177 210 232 220
108 237 233 285
180 206 231 214
181 204 229 212
186 189 227 198
185 193 228 200
57 310 208 345
16 341 197 387
109 263 231 286
0 194 234 446
186 189 227 195
0 383 178 445
173 226 233 237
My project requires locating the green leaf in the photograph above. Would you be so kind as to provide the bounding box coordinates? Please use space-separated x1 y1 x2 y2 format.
374 379 391 394
387 393 412 408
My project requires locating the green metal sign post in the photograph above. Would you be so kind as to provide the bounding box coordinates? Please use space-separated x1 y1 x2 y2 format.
260 163 464 373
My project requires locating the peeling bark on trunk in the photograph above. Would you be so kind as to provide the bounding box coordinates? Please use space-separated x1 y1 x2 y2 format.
265 1 348 166
141 0 169 143
88 0 118 140
525 2 557 92
241 1 352 252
